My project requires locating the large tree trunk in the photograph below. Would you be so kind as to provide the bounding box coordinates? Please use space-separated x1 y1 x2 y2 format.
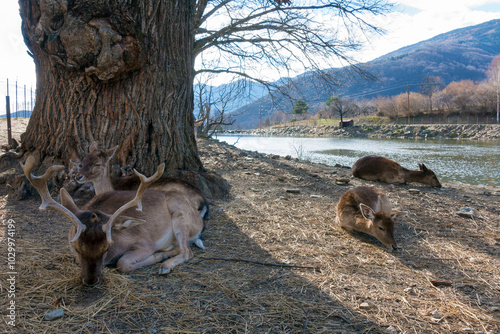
12 0 228 198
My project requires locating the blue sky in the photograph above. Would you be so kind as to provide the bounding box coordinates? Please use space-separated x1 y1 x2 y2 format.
1 0 500 89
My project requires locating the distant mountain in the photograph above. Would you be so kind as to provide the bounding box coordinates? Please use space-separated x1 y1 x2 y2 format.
193 78 288 117
228 19 500 129
0 110 32 118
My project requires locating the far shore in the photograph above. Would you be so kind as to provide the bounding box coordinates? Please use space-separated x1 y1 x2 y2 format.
226 123 500 141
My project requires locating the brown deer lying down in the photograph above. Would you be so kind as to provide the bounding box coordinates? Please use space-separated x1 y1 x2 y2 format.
336 186 404 251
21 156 205 286
76 142 208 219
352 155 442 188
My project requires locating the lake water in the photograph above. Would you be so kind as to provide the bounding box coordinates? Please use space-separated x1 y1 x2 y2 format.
216 134 500 187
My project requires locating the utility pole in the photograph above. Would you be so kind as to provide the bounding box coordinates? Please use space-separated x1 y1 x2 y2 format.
15 80 18 118
259 106 262 128
407 84 410 125
6 79 12 147
24 85 27 118
497 67 500 124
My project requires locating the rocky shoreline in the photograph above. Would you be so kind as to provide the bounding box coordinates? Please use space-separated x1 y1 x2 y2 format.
229 123 500 140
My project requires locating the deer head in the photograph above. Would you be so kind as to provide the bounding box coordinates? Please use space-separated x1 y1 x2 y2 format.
418 163 442 188
21 155 164 286
76 142 118 185
359 203 404 251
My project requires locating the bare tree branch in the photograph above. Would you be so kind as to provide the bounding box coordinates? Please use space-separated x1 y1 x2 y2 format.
192 0 392 126
195 1 390 85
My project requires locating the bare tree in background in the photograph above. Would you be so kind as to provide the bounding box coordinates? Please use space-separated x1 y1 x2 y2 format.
419 75 444 114
325 96 359 127
194 0 391 91
194 77 249 137
487 54 500 123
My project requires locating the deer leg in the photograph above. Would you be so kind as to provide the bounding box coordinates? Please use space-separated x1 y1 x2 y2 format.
144 247 182 266
383 171 405 184
340 224 354 232
116 247 160 273
118 250 173 272
115 246 183 273
158 214 194 276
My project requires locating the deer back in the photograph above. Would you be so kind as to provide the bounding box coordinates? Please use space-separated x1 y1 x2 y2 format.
352 155 441 187
78 143 209 216
336 186 403 250
352 155 403 182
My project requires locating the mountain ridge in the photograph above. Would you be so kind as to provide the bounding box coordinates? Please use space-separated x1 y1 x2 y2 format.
226 19 500 129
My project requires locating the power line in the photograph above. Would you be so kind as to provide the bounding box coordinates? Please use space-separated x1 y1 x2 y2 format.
343 81 424 99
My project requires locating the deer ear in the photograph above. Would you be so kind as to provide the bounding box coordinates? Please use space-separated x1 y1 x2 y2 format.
60 188 81 216
391 210 405 223
89 141 99 153
359 203 375 220
419 163 428 172
105 145 119 161
111 216 147 230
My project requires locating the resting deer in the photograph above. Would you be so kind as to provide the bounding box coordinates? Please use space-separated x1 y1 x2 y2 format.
336 186 404 251
76 142 208 219
352 155 442 188
21 156 205 286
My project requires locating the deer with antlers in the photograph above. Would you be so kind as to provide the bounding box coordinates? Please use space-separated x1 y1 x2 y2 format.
21 156 206 286
75 142 209 220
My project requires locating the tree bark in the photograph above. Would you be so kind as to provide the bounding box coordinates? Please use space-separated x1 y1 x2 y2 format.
14 0 228 198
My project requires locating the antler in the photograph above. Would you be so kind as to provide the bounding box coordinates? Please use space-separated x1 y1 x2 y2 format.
20 155 87 242
103 163 165 243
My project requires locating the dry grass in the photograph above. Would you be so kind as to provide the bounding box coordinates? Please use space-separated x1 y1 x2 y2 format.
0 118 29 147
0 119 499 333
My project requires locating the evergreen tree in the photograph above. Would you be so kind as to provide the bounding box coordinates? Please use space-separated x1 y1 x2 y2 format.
293 98 309 118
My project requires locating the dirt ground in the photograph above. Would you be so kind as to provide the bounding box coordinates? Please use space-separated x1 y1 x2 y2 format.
1 118 499 333
0 118 30 149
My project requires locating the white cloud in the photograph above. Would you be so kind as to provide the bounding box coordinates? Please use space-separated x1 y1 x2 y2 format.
0 2 36 86
357 0 500 62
